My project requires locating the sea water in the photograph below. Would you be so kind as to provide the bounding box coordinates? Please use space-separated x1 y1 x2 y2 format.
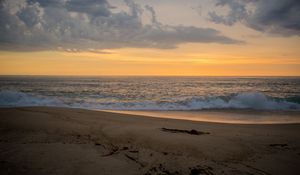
1 76 300 111
0 76 300 111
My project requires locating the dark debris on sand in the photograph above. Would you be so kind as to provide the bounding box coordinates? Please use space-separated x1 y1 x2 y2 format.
269 144 288 147
161 128 210 135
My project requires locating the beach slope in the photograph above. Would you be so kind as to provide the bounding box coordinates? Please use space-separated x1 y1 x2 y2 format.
0 107 299 175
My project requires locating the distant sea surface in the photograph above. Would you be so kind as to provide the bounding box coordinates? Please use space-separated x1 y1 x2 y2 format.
1 76 300 111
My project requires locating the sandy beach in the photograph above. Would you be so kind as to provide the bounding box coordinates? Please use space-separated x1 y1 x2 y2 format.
0 107 300 175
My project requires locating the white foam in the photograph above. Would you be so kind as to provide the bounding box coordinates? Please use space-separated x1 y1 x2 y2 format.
0 90 299 110
73 92 300 110
0 90 64 107
227 92 298 110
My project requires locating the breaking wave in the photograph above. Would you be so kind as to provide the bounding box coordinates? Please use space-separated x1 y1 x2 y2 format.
0 90 64 107
0 90 299 110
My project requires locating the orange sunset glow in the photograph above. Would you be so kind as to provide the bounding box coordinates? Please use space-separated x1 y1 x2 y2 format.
1 39 300 76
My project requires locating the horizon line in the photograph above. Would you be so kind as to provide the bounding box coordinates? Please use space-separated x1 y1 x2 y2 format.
0 74 299 77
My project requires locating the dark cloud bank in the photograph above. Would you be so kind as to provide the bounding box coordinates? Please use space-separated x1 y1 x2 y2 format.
0 0 239 51
209 0 300 36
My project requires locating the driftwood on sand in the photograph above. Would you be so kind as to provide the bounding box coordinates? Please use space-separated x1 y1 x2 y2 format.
161 127 210 135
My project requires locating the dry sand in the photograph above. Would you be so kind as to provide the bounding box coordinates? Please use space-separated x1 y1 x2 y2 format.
0 107 299 175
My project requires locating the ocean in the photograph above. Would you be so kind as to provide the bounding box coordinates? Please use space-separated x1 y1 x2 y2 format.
1 76 299 111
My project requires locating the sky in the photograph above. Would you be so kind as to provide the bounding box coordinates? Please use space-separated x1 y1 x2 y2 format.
0 0 299 76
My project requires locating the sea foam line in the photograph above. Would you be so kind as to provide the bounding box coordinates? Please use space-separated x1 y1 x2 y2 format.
0 90 299 110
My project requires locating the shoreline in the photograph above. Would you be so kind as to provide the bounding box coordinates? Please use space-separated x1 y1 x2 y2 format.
104 109 300 124
1 107 300 174
2 106 300 124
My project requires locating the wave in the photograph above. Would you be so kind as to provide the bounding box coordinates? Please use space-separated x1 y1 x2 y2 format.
0 90 299 110
0 90 64 107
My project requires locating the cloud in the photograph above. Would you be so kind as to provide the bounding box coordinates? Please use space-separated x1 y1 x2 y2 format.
145 4 159 25
0 0 240 51
66 0 111 17
208 0 300 36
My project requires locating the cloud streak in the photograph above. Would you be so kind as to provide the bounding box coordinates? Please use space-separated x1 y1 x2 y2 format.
209 0 300 36
0 0 240 51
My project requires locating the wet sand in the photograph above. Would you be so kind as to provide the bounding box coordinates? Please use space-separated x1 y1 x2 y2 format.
107 110 300 124
0 107 300 175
